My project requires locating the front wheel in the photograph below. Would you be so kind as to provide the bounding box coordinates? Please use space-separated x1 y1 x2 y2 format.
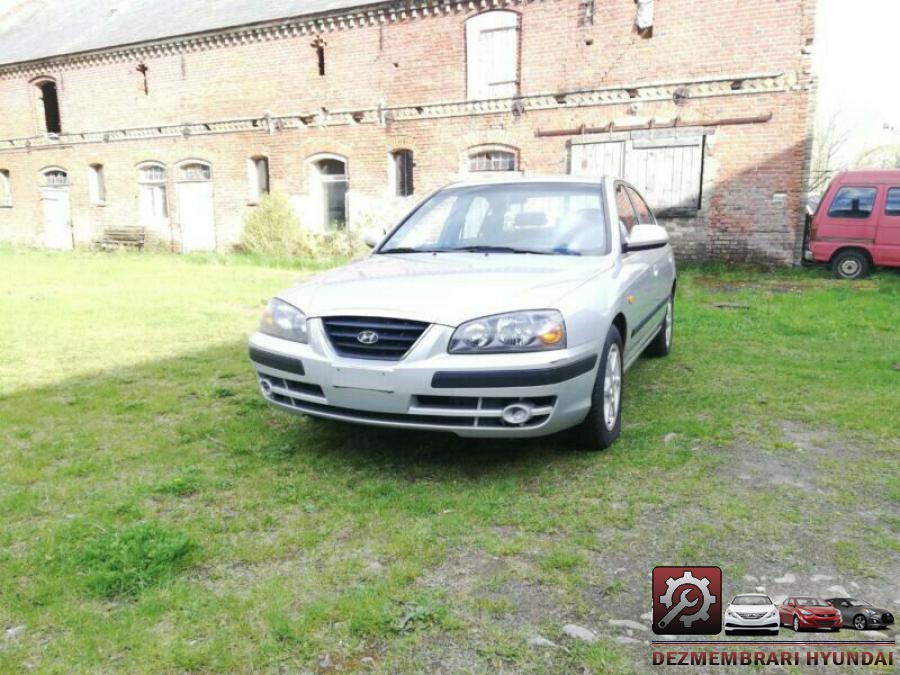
793 616 801 632
853 615 867 630
831 250 870 279
575 326 623 451
645 295 674 357
831 627 841 632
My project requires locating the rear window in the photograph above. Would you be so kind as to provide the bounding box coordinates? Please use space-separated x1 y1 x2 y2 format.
886 188 900 215
827 186 876 218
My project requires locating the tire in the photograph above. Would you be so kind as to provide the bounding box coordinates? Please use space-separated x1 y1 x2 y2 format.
645 294 674 357
575 326 623 451
831 249 870 279
853 614 867 631
831 627 840 632
793 616 801 632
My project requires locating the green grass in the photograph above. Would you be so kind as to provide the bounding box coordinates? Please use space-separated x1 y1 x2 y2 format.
0 249 897 673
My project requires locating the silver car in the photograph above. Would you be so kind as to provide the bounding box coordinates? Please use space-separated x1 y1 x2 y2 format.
249 176 676 449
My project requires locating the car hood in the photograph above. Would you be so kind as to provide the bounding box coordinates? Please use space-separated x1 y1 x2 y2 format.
278 253 612 326
730 604 777 614
802 607 839 615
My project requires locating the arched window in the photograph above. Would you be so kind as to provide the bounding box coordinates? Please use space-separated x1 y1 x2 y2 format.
306 153 348 229
177 162 211 182
42 168 68 186
34 79 62 134
88 164 106 205
390 149 414 197
467 145 518 172
465 11 520 100
0 170 11 207
247 156 270 203
137 162 168 225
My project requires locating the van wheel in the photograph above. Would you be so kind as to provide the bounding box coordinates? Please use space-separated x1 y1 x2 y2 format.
575 326 623 451
645 295 674 357
831 250 870 279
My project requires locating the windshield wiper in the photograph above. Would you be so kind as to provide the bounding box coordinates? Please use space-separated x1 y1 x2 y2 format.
452 245 582 256
379 247 440 254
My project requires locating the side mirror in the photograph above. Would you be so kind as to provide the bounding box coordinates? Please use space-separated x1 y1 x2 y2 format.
624 223 669 252
363 229 384 248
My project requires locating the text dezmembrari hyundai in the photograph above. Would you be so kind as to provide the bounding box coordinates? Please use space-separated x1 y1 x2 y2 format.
249 176 676 450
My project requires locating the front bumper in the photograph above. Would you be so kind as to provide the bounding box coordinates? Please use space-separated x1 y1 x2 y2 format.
796 613 842 629
248 319 599 437
725 613 779 631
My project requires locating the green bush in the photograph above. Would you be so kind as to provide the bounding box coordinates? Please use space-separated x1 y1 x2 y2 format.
240 192 368 259
72 522 194 597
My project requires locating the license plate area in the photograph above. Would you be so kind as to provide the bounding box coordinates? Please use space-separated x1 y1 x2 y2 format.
332 366 394 393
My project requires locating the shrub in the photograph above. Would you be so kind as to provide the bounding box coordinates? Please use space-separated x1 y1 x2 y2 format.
240 191 309 257
239 192 368 259
73 522 194 597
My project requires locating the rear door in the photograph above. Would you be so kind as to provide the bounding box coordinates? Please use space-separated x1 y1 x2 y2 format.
874 187 900 265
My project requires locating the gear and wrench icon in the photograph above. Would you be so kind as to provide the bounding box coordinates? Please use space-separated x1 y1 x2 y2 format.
658 570 717 628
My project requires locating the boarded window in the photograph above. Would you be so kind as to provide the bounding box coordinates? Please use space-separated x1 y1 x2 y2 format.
137 163 168 224
571 132 705 216
88 164 106 204
468 148 517 172
466 11 519 100
391 150 414 197
0 170 11 206
247 157 270 203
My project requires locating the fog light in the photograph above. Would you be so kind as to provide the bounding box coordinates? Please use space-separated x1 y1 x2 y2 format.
259 378 273 396
500 402 533 425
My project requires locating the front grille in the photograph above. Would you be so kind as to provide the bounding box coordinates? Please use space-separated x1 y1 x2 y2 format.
322 316 429 360
814 618 836 625
737 612 764 620
882 613 894 624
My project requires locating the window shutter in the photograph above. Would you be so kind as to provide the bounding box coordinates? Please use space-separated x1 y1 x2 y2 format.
626 138 702 212
466 11 518 100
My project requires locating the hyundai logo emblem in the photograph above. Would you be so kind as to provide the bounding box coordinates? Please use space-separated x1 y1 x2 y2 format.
357 330 380 345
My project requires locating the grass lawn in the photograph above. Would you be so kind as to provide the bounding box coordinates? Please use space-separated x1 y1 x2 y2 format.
0 249 897 673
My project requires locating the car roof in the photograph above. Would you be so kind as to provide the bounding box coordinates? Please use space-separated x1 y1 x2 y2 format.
831 169 900 185
445 174 607 189
734 593 770 597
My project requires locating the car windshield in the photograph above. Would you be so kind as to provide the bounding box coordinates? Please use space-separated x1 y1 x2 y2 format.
733 595 771 605
379 182 609 256
796 598 829 607
848 599 871 607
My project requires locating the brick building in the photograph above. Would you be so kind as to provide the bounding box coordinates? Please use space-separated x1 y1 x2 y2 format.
0 0 816 262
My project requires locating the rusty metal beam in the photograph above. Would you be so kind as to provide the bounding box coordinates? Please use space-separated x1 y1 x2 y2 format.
534 113 773 138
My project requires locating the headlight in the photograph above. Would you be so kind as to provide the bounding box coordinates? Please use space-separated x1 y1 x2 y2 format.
449 310 566 353
765 609 777 619
799 610 813 616
864 609 878 615
725 609 736 618
259 298 308 343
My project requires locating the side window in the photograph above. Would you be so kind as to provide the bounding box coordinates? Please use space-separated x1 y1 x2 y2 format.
885 188 900 216
827 186 876 219
615 184 638 233
626 187 655 225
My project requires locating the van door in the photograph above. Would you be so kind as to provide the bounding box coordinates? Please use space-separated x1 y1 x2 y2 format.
875 187 900 265
818 185 879 243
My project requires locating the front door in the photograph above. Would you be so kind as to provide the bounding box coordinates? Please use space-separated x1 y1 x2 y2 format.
40 181 72 250
176 163 216 252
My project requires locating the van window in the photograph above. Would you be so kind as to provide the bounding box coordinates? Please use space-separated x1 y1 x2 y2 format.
827 187 876 219
885 188 900 216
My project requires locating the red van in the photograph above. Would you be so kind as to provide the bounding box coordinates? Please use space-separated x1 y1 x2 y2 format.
806 170 900 279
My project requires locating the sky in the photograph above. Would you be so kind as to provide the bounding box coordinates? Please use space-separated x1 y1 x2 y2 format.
814 0 900 164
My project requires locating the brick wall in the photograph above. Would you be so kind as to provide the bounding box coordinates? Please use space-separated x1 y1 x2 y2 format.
0 0 816 263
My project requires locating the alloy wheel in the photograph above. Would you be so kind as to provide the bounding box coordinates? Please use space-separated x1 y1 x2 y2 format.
854 615 867 630
793 616 799 632
664 298 673 347
603 343 622 431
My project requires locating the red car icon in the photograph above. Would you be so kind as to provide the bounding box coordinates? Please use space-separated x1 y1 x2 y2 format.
779 597 843 632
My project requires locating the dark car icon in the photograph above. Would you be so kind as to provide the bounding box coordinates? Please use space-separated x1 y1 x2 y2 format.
825 598 895 631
